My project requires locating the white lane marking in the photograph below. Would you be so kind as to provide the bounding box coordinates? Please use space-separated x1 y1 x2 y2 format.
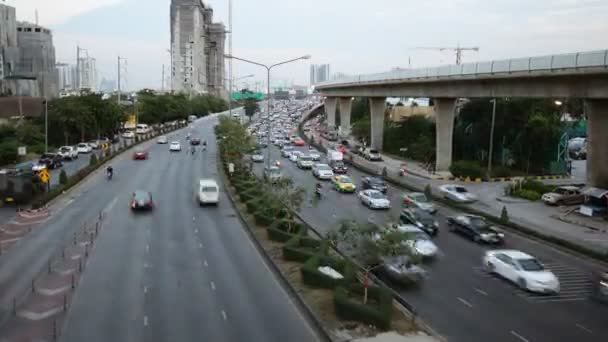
199 242 203 248
194 228 198 233
510 330 529 342
457 297 473 308
575 323 593 334
474 288 488 296
210 281 216 290
193 216 196 221
144 316 148 326
221 310 227 320
146 245 150 252
143 286 148 294
204 260 208 267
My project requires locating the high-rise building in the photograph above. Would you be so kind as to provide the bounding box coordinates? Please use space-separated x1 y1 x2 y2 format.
170 0 226 97
309 64 330 85
78 56 97 91
55 62 77 91
15 21 58 97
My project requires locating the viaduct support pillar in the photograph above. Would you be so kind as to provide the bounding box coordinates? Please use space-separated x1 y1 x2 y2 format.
585 99 608 188
339 97 353 137
369 97 386 150
324 97 337 129
435 98 457 173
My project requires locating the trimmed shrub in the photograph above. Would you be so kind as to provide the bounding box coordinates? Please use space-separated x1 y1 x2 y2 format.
424 184 432 198
89 154 98 166
59 169 68 185
334 284 393 330
521 179 554 194
267 227 299 242
514 189 541 201
500 206 510 223
301 254 355 289
450 160 484 178
254 210 274 226
283 234 325 263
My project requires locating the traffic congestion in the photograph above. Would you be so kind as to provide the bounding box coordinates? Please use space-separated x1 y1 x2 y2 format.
243 99 608 342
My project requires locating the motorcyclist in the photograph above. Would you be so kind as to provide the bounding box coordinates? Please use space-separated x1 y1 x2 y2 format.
275 160 281 167
315 182 322 197
106 165 113 179
191 145 196 155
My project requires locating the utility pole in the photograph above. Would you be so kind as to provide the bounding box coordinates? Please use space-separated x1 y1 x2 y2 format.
117 56 121 106
161 64 165 92
488 99 497 178
228 0 233 116
76 46 81 91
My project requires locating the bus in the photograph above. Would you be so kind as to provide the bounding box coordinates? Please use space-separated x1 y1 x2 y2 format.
135 124 151 135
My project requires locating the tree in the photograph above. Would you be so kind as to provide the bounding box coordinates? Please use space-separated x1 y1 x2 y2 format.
327 220 419 304
244 98 259 121
267 177 306 233
59 169 68 185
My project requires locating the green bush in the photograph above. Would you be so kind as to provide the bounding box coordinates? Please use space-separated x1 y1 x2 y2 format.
59 169 68 185
449 160 484 178
521 179 553 194
424 184 432 198
500 206 509 223
89 154 98 166
491 165 517 178
514 189 541 201
301 254 355 289
334 284 393 330
253 210 274 226
282 234 325 263
267 227 299 242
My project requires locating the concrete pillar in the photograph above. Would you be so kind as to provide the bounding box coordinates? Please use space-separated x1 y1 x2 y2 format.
339 97 352 137
435 98 457 173
585 99 608 188
369 97 386 150
324 97 337 129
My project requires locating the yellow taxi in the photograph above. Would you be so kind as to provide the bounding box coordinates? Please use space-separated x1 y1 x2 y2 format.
332 175 357 193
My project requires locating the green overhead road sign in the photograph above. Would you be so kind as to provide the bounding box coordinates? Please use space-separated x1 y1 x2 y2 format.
231 92 264 101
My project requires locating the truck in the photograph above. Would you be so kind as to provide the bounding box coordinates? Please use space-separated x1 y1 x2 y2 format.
327 150 344 164
188 115 197 123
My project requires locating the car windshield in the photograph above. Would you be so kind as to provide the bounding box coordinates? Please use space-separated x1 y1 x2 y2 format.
369 149 379 154
299 156 312 161
468 217 489 230
60 147 70 152
339 177 353 183
133 191 150 201
412 232 430 240
368 191 385 199
411 194 428 202
41 153 54 158
78 144 86 147
415 210 434 221
317 165 331 170
201 186 217 192
455 187 468 193
517 258 544 271
368 178 385 185
333 161 345 167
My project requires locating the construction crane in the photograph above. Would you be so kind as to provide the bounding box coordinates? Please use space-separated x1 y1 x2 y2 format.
414 46 480 65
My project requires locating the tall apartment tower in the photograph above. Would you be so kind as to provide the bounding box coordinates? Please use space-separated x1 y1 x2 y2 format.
170 0 225 97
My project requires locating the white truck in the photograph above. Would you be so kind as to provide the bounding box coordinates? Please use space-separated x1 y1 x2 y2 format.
327 150 343 164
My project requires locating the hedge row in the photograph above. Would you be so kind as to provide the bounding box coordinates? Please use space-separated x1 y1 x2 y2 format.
334 284 393 330
283 234 325 263
301 254 355 289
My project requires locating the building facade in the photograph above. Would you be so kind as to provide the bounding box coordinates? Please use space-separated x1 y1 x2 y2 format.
15 22 58 97
170 0 225 97
56 62 77 92
78 56 97 91
310 64 330 85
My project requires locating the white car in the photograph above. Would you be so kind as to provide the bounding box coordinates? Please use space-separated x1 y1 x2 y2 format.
87 140 100 149
157 136 168 144
197 179 219 205
58 146 78 160
483 250 560 294
290 151 303 163
393 224 439 259
358 189 391 209
312 163 334 180
438 184 477 203
122 131 135 139
169 141 182 152
296 155 314 169
76 143 92 154
32 163 47 172
308 149 321 161
250 152 264 163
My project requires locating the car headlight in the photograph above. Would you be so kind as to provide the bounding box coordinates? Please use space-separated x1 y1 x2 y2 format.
434 221 439 228
416 222 424 228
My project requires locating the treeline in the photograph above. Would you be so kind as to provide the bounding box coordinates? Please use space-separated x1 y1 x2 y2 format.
136 90 228 124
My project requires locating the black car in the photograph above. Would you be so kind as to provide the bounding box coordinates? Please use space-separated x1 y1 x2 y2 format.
400 208 439 236
591 270 608 304
446 214 504 244
38 153 63 169
330 161 348 174
361 176 388 194
130 190 154 211
190 137 201 145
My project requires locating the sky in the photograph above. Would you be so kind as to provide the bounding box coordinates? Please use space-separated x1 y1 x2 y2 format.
5 0 608 91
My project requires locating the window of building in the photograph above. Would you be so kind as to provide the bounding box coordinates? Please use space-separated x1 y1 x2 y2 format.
26 28 32 32
35 28 41 32
17 28 22 32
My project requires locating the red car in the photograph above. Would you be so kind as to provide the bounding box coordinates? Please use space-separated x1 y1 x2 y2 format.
133 150 148 160
293 138 305 146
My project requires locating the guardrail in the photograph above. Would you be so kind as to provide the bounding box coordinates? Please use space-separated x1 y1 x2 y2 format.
316 49 608 88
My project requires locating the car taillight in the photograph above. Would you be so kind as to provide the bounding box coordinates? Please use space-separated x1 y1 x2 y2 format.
131 202 136 208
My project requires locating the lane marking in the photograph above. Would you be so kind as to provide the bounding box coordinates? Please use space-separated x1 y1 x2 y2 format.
143 286 147 294
146 245 150 253
575 323 593 334
194 228 198 233
221 310 227 320
199 242 203 248
510 330 529 342
193 216 196 222
210 281 216 291
204 260 208 267
144 316 148 327
457 297 473 308
474 288 488 296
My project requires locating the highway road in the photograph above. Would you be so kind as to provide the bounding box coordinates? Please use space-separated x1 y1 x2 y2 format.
0 111 321 341
255 140 608 342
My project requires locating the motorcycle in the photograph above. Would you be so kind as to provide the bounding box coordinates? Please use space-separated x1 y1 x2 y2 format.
315 184 323 199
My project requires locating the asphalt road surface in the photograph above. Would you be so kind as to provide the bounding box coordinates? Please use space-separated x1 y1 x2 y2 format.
256 142 608 342
0 111 320 342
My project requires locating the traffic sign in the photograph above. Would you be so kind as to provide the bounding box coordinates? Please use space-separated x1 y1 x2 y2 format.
39 169 50 183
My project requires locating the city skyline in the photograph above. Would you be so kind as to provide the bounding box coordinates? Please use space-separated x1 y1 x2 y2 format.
4 0 607 90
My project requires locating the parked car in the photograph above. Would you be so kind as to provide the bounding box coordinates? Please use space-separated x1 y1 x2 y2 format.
447 214 504 244
358 189 391 209
361 176 388 193
402 192 436 214
38 153 63 169
400 208 439 236
58 146 78 160
197 179 219 205
312 163 334 180
76 143 92 154
130 190 154 211
541 186 584 206
391 224 439 259
439 184 477 203
379 255 426 286
483 250 560 294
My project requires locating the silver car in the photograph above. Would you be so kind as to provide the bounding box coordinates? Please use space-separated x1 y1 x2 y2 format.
439 184 477 203
380 255 426 286
402 192 437 214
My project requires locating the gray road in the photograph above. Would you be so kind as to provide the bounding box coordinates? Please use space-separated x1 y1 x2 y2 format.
57 113 319 342
257 143 608 342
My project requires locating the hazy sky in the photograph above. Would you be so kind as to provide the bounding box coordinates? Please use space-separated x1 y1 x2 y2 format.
6 0 608 90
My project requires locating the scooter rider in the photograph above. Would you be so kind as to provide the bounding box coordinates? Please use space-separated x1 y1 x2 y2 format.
106 165 113 179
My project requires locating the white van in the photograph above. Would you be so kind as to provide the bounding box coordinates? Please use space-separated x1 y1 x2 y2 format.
197 179 219 205
135 124 150 135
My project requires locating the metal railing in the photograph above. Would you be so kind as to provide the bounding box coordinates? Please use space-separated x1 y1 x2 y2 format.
316 49 608 88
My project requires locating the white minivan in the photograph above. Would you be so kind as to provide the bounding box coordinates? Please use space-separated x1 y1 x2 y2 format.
197 179 219 205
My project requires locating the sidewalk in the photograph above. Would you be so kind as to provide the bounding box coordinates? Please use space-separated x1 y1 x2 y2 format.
305 128 608 255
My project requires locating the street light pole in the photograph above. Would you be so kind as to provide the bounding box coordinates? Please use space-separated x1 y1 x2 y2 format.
224 54 311 168
488 99 497 178
44 98 48 153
